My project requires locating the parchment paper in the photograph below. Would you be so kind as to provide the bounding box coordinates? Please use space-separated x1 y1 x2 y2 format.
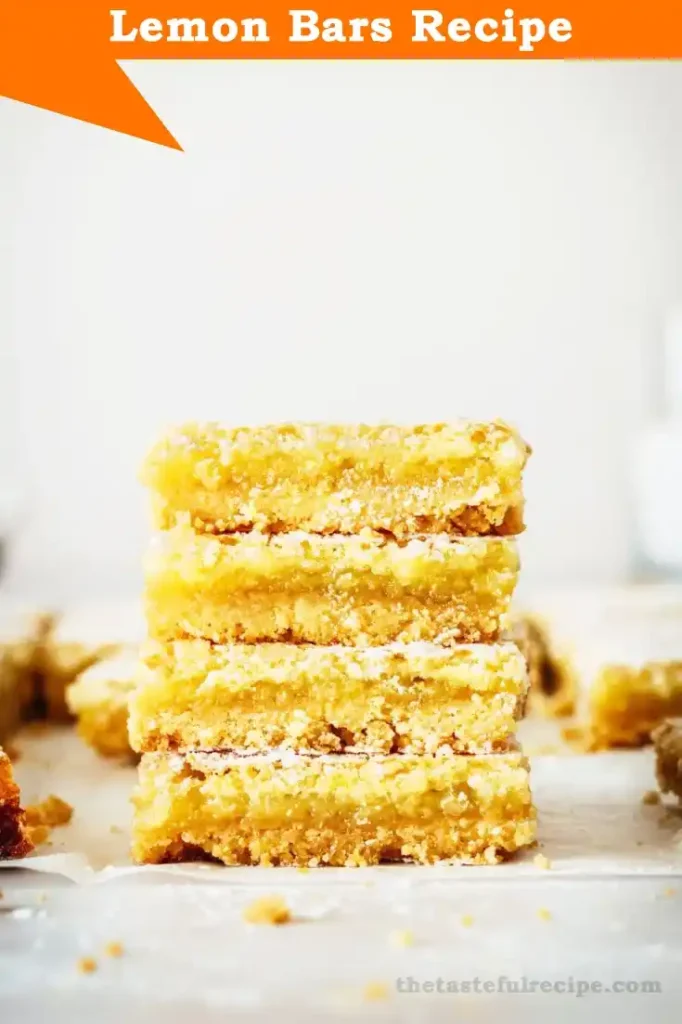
2 721 680 885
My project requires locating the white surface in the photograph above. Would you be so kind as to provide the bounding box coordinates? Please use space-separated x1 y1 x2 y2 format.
4 62 682 594
1 727 682 1020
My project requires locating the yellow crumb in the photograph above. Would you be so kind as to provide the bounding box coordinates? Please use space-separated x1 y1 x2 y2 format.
242 895 291 926
537 908 552 922
561 725 590 750
389 928 414 948
26 825 51 847
460 914 474 928
297 866 310 875
660 887 677 899
77 957 97 975
533 853 552 870
25 795 73 828
109 824 123 835
363 982 389 1002
104 942 124 958
642 790 661 806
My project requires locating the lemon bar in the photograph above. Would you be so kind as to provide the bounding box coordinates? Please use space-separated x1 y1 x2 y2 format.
145 524 519 646
0 609 53 742
653 719 682 803
0 746 32 860
130 639 528 756
66 648 138 759
510 613 577 718
40 603 144 721
587 661 682 750
132 750 535 867
142 421 529 538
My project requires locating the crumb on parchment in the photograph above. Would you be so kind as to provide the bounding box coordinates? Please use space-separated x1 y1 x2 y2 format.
77 957 97 974
460 914 474 928
363 981 389 1001
389 928 415 948
533 853 552 870
104 941 124 957
537 908 552 922
642 790 661 806
242 895 291 926
24 795 73 847
25 795 73 828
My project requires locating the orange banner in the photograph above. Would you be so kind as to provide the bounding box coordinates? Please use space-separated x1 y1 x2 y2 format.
1 2 682 150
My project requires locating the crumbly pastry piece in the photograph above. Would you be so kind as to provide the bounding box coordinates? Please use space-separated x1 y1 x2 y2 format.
0 611 54 742
131 750 536 867
145 524 519 646
40 603 144 721
653 719 682 802
130 639 528 755
66 648 138 759
0 746 33 860
510 613 577 718
586 661 682 750
142 421 529 538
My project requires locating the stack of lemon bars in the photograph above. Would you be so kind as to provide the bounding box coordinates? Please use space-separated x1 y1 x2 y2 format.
130 422 536 867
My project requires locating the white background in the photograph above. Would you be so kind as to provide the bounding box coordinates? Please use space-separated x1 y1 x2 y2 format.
2 60 682 598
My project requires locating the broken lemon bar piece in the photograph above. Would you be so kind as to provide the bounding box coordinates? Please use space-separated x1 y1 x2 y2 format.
510 613 577 718
132 750 536 867
587 661 682 749
145 524 519 646
130 639 528 756
0 746 33 860
66 648 138 759
653 719 682 803
142 421 529 538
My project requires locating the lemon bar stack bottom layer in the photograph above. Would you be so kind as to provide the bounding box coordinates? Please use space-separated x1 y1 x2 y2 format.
132 750 535 867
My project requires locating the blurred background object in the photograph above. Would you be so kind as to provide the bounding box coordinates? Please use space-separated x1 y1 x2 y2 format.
2 60 682 599
633 306 682 580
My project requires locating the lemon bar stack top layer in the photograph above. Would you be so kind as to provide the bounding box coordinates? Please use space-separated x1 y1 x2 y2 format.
142 421 529 538
129 639 528 756
132 750 535 867
144 524 519 645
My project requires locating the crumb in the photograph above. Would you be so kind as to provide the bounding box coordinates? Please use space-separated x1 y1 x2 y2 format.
26 825 51 847
537 908 552 922
104 941 124 958
297 866 309 874
660 887 677 899
363 982 389 1002
242 895 291 926
77 957 97 974
561 725 590 750
109 825 123 835
460 914 474 928
25 795 73 828
642 790 661 806
533 853 552 870
389 928 414 948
